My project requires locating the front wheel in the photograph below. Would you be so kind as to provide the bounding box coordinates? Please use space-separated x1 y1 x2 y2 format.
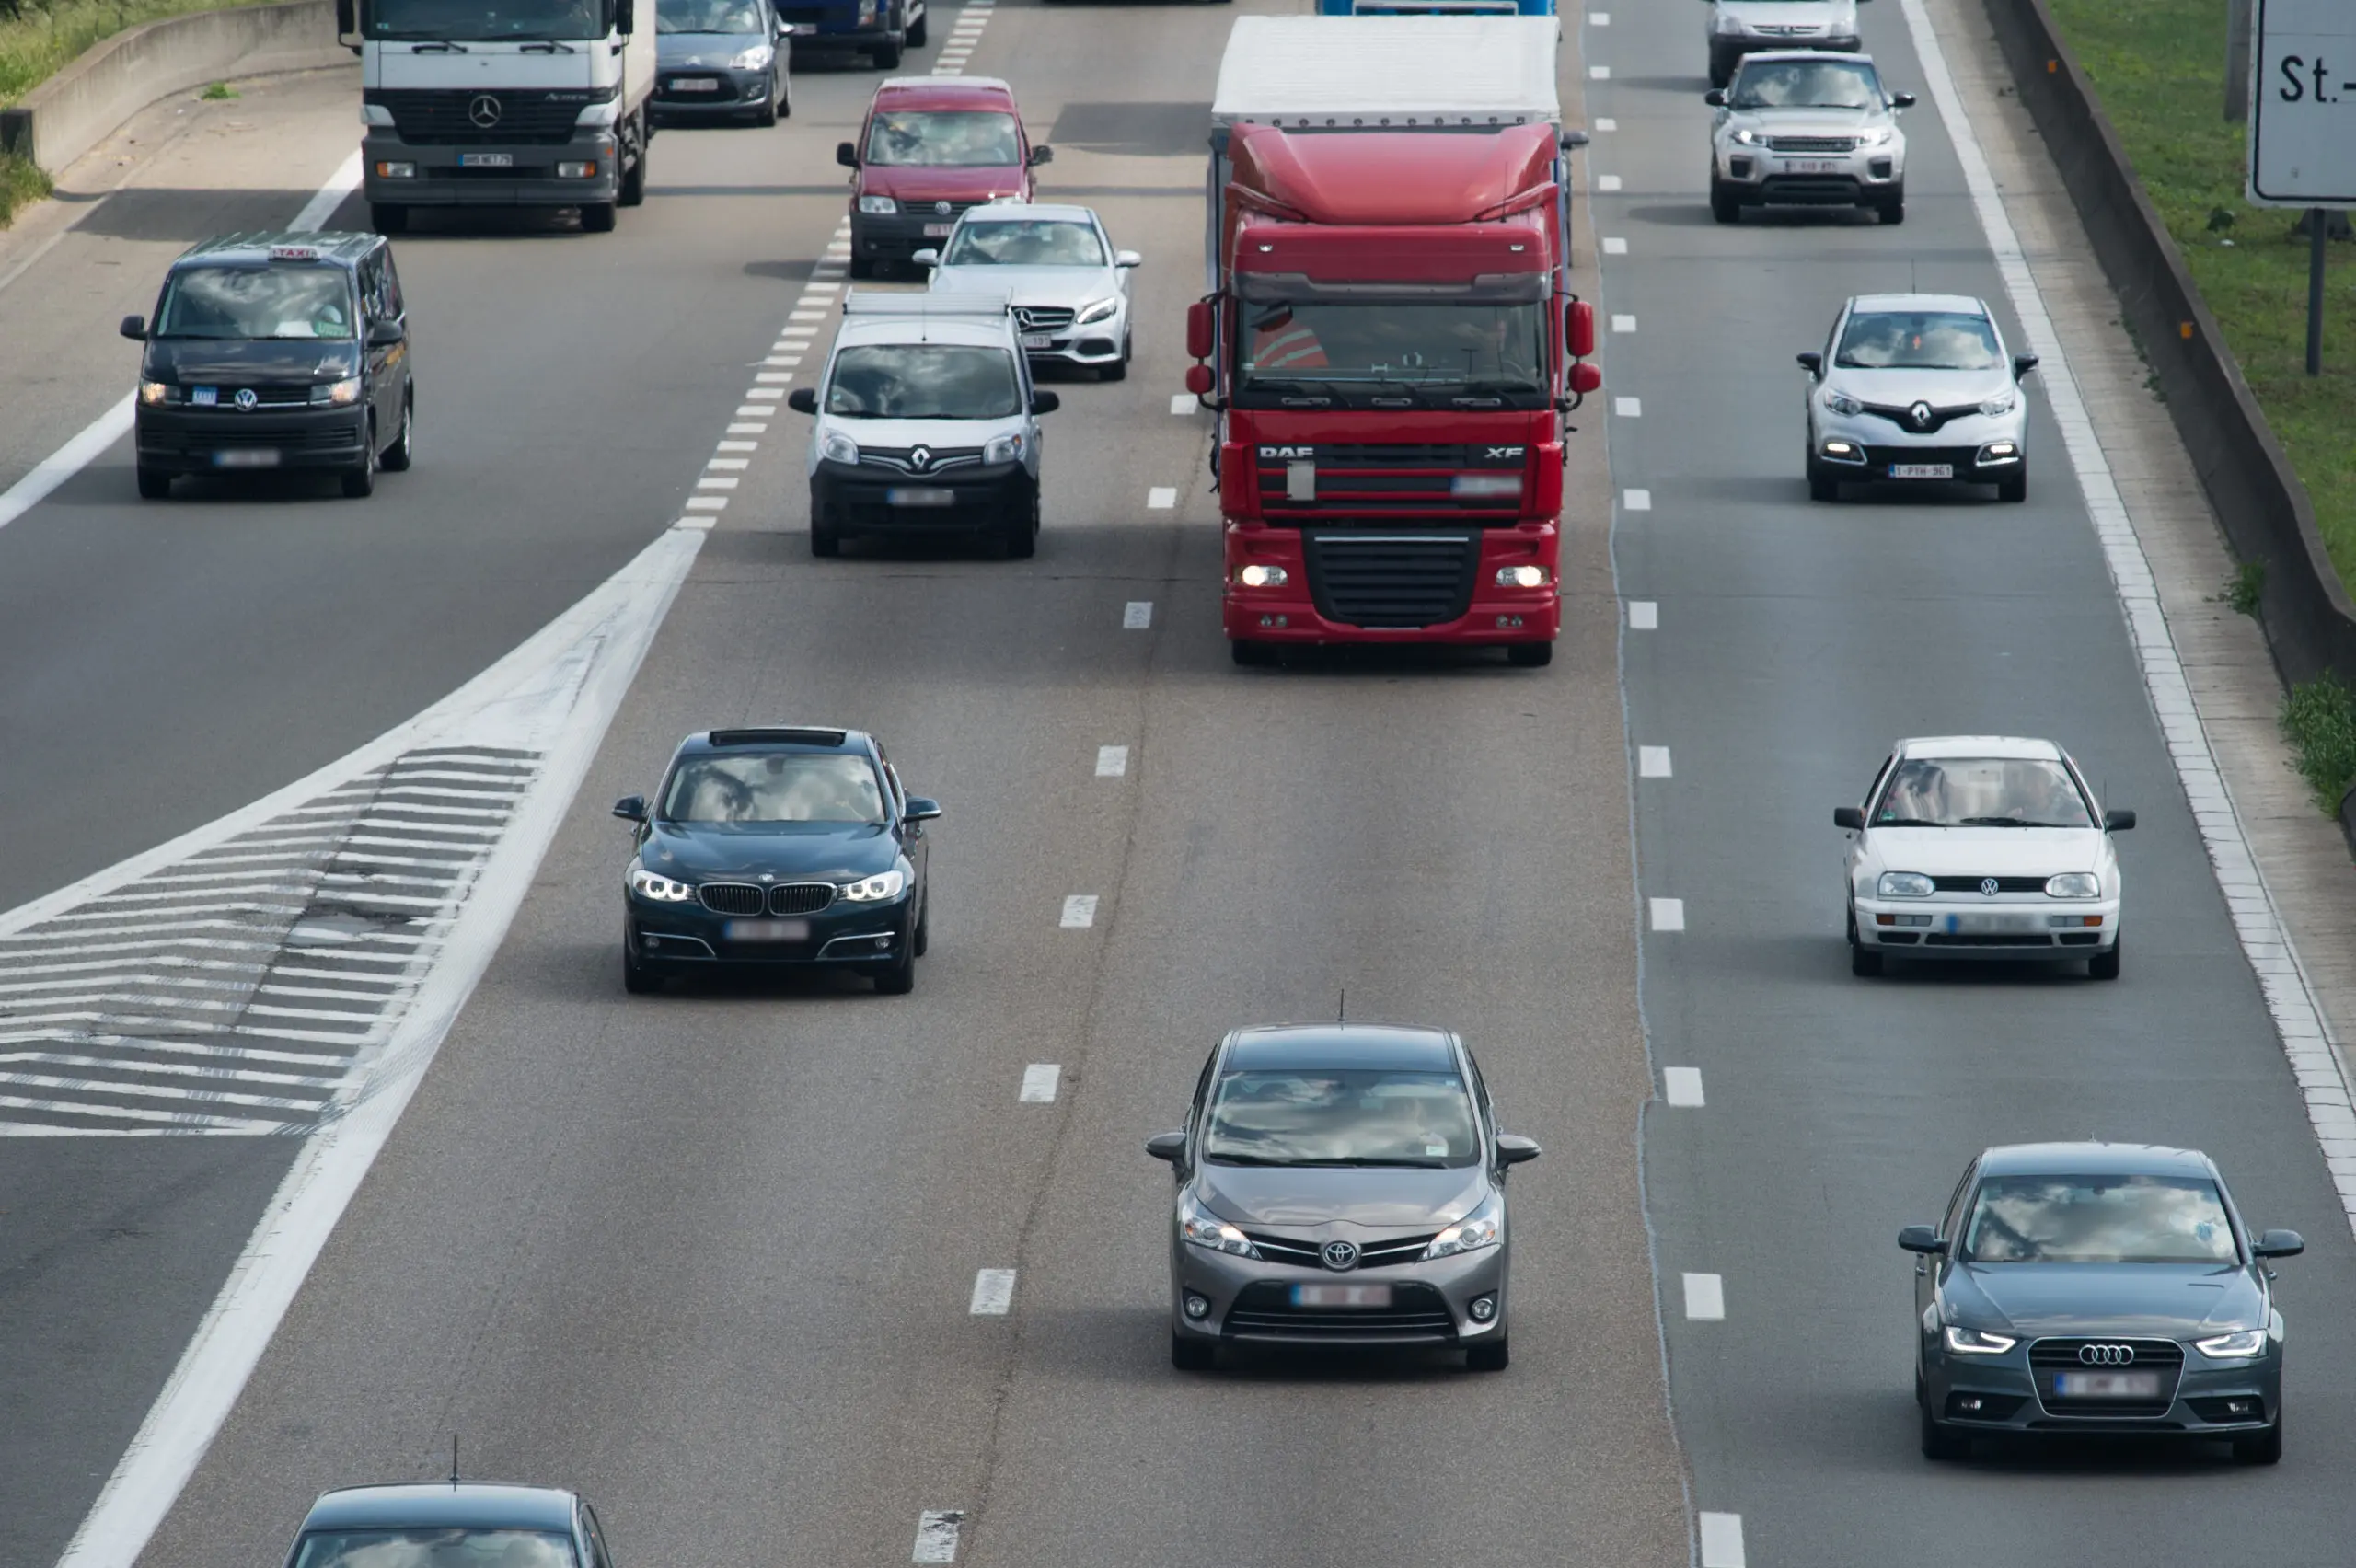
1996 472 2027 503
1848 908 1883 976
1876 195 1907 225
999 487 1038 559
907 9 927 45
913 898 929 956
755 78 779 127
869 40 903 68
2088 934 2121 980
1709 180 1741 225
380 393 413 471
370 202 408 235
622 944 663 995
2233 1410 2283 1464
873 942 915 994
1465 1335 1509 1372
1230 640 1275 667
136 467 172 500
1099 338 1130 382
580 202 618 233
1808 459 1841 502
1506 641 1553 668
341 417 377 498
1171 1332 1216 1371
1920 1396 1969 1460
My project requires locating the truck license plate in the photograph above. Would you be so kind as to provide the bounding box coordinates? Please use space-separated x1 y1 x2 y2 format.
213 449 281 468
886 486 957 507
1888 463 1952 479
459 152 514 168
1291 1283 1392 1309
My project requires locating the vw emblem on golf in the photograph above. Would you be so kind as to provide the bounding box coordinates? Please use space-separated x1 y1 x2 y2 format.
934 200 953 215
908 445 931 471
2078 1343 2136 1366
1909 399 1934 430
233 387 258 410
468 94 502 129
1980 877 2000 897
1320 1239 1359 1272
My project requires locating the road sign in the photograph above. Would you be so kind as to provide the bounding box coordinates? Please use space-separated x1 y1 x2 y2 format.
2248 0 2356 206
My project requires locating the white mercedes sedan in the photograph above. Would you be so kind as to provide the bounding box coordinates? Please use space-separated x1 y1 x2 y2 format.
1836 736 2134 978
915 202 1139 381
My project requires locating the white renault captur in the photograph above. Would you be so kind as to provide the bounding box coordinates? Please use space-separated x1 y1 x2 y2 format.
786 290 1057 559
914 202 1140 381
1837 736 2135 979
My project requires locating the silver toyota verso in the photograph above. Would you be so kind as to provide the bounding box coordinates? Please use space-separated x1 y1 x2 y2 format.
1148 1022 1542 1372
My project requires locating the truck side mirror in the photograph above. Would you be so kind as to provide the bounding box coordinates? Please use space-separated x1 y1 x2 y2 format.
786 386 818 414
837 141 858 167
1560 128 1589 150
1184 363 1214 398
119 314 147 340
615 0 634 34
1185 299 1215 360
1568 362 1601 396
1565 298 1595 358
335 0 354 34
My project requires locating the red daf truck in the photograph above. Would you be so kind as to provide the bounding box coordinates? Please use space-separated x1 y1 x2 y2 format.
1186 17 1599 666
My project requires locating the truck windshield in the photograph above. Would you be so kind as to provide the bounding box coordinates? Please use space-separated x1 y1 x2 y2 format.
155 267 355 340
364 0 604 42
825 345 1022 419
1232 300 1547 409
657 0 764 29
864 110 1021 167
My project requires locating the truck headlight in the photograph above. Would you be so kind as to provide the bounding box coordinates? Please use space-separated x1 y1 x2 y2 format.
1075 295 1118 325
1824 387 1863 416
1877 871 1934 898
838 869 906 902
858 0 877 22
1234 562 1288 588
2044 872 2100 898
312 376 364 406
857 194 897 215
1496 564 1552 588
576 101 620 128
731 42 775 68
984 431 1025 465
628 865 696 902
820 430 860 465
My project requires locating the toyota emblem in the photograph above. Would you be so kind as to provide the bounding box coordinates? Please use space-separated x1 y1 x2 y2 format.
2077 1343 2135 1366
908 444 931 470
233 387 259 411
933 200 953 215
1980 877 2000 897
1909 399 1934 430
468 93 502 129
1320 1239 1359 1272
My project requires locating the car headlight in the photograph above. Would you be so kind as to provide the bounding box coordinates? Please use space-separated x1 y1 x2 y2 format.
2045 871 2100 898
1233 562 1288 588
1862 124 1895 147
1944 1323 2016 1355
730 42 775 68
138 379 174 406
1424 1193 1502 1260
1178 1191 1255 1257
1823 387 1863 416
2195 1329 2268 1359
1714 10 1742 32
628 864 696 903
983 430 1025 465
312 376 364 407
857 194 897 215
1075 295 1119 325
1496 564 1552 588
1731 127 1767 146
1878 871 1934 898
857 0 876 19
1980 389 2016 418
838 868 906 902
820 430 860 464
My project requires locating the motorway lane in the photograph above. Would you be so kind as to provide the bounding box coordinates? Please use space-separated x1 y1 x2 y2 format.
1593 2 2356 1563
133 6 1685 1568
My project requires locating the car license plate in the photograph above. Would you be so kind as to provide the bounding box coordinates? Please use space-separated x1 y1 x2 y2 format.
923 222 955 236
670 77 720 91
213 449 280 468
191 386 219 407
1941 912 2036 934
723 917 809 942
459 152 514 168
1021 332 1054 350
1888 463 1953 479
886 486 957 507
1783 158 1844 173
1291 1283 1392 1309
2054 1370 2164 1401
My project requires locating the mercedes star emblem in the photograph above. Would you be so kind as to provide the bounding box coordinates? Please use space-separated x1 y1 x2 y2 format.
1910 399 1934 430
2077 1343 2136 1366
233 387 259 410
908 444 931 470
1320 1239 1360 1272
468 93 502 129
1980 877 2000 897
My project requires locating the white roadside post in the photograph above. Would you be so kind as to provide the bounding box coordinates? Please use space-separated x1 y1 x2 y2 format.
2247 0 2356 374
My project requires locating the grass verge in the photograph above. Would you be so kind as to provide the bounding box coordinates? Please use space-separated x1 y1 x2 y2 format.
2281 673 2356 815
0 0 280 108
0 144 49 225
2044 0 2356 592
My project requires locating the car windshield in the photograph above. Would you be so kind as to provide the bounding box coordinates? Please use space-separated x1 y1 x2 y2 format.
1730 59 1883 109
364 0 601 41
662 753 886 824
1836 310 2003 370
155 266 354 340
1201 1067 1481 1169
291 1529 580 1568
941 219 1103 267
1233 300 1548 409
657 0 763 30
864 110 1022 167
1958 1174 2239 1264
1873 756 2093 828
825 344 1022 419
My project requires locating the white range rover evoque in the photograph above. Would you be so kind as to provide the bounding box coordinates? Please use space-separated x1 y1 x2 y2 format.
1837 736 2134 979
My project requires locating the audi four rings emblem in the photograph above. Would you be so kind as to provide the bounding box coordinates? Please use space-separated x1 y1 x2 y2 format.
468 94 502 128
2077 1343 2136 1366
1980 877 2000 897
1321 1239 1359 1272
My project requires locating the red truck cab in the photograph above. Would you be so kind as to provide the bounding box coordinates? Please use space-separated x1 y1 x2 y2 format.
837 75 1051 278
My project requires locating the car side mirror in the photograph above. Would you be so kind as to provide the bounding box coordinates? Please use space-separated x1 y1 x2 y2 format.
1834 805 1865 830
1703 87 1728 107
1027 144 1053 167
1496 1133 1542 1166
2103 807 2136 832
910 248 939 268
1796 351 1823 376
786 386 818 414
1898 1225 1946 1254
904 797 941 823
837 141 858 167
612 794 647 822
120 314 147 340
2013 352 2040 379
367 318 405 347
2254 1228 2304 1259
1030 389 1059 415
1891 90 1917 109
1145 1131 1186 1163
1114 249 1142 269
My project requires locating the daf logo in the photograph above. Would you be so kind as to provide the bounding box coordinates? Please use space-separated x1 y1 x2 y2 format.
1980 877 2000 897
1320 1239 1359 1272
2078 1343 2136 1366
1484 445 1525 460
1909 399 1934 430
934 200 953 216
233 388 259 410
908 445 932 471
468 94 502 129
1259 445 1313 458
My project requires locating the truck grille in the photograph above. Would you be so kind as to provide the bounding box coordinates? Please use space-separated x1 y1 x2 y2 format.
2027 1338 2183 1418
368 89 594 145
1302 532 1479 628
1223 1281 1458 1341
1254 444 1524 516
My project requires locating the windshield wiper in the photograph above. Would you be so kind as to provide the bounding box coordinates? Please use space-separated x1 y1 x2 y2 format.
383 33 470 48
1285 1157 1449 1168
507 32 581 49
1874 816 1942 827
1205 1153 1288 1166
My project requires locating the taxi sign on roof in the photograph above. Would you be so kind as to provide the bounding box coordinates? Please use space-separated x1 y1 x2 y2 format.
269 245 323 260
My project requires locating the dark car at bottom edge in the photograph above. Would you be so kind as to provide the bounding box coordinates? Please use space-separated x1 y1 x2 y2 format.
278 1482 615 1568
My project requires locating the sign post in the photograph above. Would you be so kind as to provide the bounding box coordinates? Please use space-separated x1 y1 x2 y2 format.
2247 0 2354 374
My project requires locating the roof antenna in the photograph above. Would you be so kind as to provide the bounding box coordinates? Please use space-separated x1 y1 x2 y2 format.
1337 988 1345 1026
450 1434 460 1490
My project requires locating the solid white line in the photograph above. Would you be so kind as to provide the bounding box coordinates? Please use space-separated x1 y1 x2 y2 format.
1699 1513 1745 1568
1615 397 1641 417
1590 9 1610 22
1628 600 1657 629
1019 1063 1060 1102
969 1268 1017 1314
1650 897 1684 931
1095 745 1128 778
1639 746 1671 778
1589 64 1610 78
1603 237 1628 254
1123 601 1152 629
1147 486 1177 509
1663 1066 1705 1107
1611 314 1636 332
1682 1272 1725 1320
1596 116 1617 131
912 1510 965 1564
1059 894 1099 928
288 150 364 233
1623 489 1651 511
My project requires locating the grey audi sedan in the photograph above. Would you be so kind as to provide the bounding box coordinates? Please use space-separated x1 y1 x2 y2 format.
1148 1023 1540 1372
1905 1142 2303 1463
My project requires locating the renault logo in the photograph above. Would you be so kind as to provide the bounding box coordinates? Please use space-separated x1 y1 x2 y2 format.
1980 877 2000 897
233 387 258 410
1320 1239 1359 1272
908 445 931 471
1909 399 1934 430
2077 1343 2136 1366
468 94 502 129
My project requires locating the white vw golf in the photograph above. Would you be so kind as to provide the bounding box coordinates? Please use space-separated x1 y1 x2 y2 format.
1837 736 2134 978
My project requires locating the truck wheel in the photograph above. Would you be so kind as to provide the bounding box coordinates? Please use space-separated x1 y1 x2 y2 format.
371 202 408 235
870 40 903 68
581 202 618 233
618 138 647 207
380 392 414 471
136 467 172 500
1507 642 1553 668
907 9 927 45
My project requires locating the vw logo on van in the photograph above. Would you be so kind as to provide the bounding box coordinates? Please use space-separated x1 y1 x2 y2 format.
1980 877 2000 897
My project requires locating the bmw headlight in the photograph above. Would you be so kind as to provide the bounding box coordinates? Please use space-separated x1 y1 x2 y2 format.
628 864 696 903
2045 871 2100 898
1178 1191 1255 1257
2195 1329 2268 1359
1075 295 1119 325
1878 871 1934 898
857 194 897 215
838 868 906 902
1980 389 2017 418
820 430 860 465
1824 387 1864 416
1731 127 1767 147
1423 1193 1502 1260
731 41 775 68
984 430 1025 465
312 376 364 407
1944 1323 2016 1355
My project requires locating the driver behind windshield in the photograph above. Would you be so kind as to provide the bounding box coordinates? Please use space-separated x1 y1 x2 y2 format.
1731 60 1881 109
1836 312 2002 371
657 0 764 29
865 110 1021 167
944 220 1102 267
1877 757 2092 828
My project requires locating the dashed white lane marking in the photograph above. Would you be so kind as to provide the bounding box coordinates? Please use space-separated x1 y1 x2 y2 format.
787 309 826 322
1590 9 1610 22
1123 600 1153 629
707 455 750 468
725 424 766 435
1629 600 1657 629
1171 393 1197 414
733 406 769 419
969 1268 1017 1314
1602 236 1628 255
745 387 785 401
1699 1512 1746 1568
1596 116 1617 131
1615 396 1641 418
1019 1063 1061 1102
1095 745 1129 778
1682 1272 1725 1320
1649 897 1684 931
1588 63 1610 78
1598 175 1622 191
716 441 757 453
1059 895 1099 928
1639 746 1672 778
674 516 716 532
912 1511 966 1564
1611 313 1637 332
685 496 728 511
1663 1066 1705 1107
695 478 738 490
1147 486 1177 509
1623 489 1651 511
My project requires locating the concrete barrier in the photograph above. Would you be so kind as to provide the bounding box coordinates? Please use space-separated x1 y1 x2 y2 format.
1981 0 2356 692
0 0 347 177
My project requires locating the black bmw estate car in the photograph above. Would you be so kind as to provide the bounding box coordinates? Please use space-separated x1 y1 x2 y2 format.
615 727 938 994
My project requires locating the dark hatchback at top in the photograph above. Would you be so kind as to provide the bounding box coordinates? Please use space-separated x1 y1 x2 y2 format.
615 726 938 993
122 231 415 499
277 1481 617 1568
1906 1141 2303 1463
